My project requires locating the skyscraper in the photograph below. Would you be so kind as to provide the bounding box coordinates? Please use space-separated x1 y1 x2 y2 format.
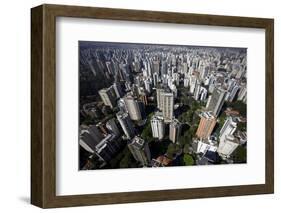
134 75 141 87
163 92 174 123
172 72 180 86
151 112 165 140
144 78 152 93
189 75 198 94
206 87 226 116
143 58 152 77
169 83 178 98
106 118 121 137
123 94 145 121
200 87 208 101
199 64 209 81
194 138 218 154
208 75 216 93
88 125 103 143
184 77 189 88
112 82 124 99
160 60 168 77
219 116 237 143
153 72 159 86
194 84 202 101
169 119 182 143
156 88 165 110
217 134 240 159
128 136 151 167
105 61 114 75
196 112 217 139
98 86 117 109
117 98 127 113
139 93 148 106
152 60 160 74
94 134 120 163
116 111 135 139
226 85 239 102
79 125 104 153
237 84 247 103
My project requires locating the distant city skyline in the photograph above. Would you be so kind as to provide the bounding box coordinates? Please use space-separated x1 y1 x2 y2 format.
79 40 246 51
79 41 247 170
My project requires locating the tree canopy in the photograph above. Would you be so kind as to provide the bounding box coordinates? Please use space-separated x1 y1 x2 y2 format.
183 154 194 166
232 145 247 163
141 122 153 142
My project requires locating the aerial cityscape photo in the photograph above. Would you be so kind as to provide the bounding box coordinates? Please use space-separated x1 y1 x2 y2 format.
79 41 247 170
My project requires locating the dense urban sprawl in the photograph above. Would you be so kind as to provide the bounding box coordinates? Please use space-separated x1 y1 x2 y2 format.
79 42 247 170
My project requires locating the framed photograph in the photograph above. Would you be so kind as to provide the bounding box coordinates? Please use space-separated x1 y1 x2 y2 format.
31 4 274 208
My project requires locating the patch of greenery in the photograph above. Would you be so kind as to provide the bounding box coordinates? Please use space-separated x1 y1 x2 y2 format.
237 122 246 132
188 124 198 136
106 145 140 169
232 145 247 163
179 109 199 124
166 143 182 159
183 144 191 154
141 122 153 142
183 154 194 166
119 149 139 168
191 100 200 111
214 113 226 135
178 133 192 147
81 114 95 125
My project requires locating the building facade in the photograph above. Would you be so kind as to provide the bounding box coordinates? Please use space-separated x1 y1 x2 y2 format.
206 87 226 116
196 112 217 139
128 136 151 167
195 138 218 154
217 134 240 159
163 92 174 123
98 86 117 109
106 118 121 137
116 112 135 139
169 119 182 143
151 112 165 140
219 116 237 143
124 94 145 121
156 88 165 110
112 82 124 99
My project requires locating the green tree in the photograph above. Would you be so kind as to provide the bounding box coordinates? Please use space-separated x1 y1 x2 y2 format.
178 134 192 146
166 143 181 158
183 154 194 166
188 125 198 136
192 113 200 124
141 123 152 142
119 150 138 168
167 143 176 154
237 122 246 131
183 144 190 154
214 113 226 134
187 111 194 123
191 101 200 111
232 146 247 163
82 114 94 125
178 137 186 146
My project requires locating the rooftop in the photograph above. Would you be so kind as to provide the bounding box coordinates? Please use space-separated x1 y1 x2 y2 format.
200 111 216 119
130 136 146 148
